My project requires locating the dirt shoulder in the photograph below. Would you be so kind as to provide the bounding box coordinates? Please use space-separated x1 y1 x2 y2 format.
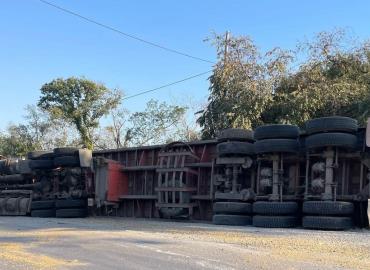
0 217 368 270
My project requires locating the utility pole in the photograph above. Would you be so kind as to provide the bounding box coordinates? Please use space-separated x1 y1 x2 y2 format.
223 31 230 66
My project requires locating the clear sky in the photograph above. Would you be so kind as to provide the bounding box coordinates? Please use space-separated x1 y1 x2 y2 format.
1 0 370 130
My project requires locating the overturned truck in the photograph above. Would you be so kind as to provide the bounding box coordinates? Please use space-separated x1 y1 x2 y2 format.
0 148 93 217
0 116 369 230
93 116 369 230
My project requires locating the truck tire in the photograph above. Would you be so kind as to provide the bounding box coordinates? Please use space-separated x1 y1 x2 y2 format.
217 142 254 156
217 128 254 142
56 199 86 209
31 200 55 210
159 207 187 218
54 147 79 157
27 151 54 160
252 215 298 228
305 133 357 149
254 124 299 140
305 116 358 135
54 156 80 167
0 174 25 183
253 201 298 215
212 214 252 226
56 208 87 218
29 160 55 169
254 139 299 154
302 216 352 230
213 202 252 215
302 201 354 216
31 209 56 218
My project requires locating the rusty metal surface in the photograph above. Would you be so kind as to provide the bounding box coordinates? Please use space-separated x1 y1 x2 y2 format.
93 140 217 220
155 142 199 218
93 139 217 154
92 134 370 221
94 158 127 206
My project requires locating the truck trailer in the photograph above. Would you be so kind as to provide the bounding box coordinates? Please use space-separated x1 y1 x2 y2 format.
0 116 369 230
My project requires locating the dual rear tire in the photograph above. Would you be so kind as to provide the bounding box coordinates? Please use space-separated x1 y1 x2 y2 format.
213 202 299 228
30 199 87 218
302 201 354 230
30 200 56 217
252 201 298 228
304 116 358 150
212 202 253 226
54 147 80 167
56 199 87 218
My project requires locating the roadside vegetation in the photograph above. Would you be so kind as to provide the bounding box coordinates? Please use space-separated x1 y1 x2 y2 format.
1 29 370 156
198 29 370 138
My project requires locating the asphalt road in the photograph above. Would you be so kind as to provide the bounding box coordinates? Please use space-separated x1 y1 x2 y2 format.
0 216 369 270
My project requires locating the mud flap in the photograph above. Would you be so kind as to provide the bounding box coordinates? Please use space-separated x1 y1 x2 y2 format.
0 190 32 216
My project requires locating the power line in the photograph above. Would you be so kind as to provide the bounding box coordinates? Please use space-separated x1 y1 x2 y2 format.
122 70 212 101
39 0 215 64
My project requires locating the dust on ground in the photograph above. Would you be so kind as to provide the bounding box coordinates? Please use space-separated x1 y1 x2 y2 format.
0 216 369 270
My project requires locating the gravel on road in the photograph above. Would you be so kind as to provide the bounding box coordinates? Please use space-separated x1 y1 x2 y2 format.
0 216 369 270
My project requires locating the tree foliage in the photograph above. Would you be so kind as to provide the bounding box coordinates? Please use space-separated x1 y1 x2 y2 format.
0 105 78 157
0 124 35 157
198 30 370 137
105 108 130 148
197 33 292 138
104 99 187 147
262 31 370 126
38 77 122 149
129 100 186 146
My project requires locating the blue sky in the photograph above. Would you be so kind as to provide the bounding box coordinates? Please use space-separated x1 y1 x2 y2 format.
1 0 370 129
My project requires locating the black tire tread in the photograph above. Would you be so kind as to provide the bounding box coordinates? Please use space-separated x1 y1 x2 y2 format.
54 156 80 167
253 201 298 215
29 160 55 170
213 202 252 215
305 116 358 135
56 199 86 209
302 201 354 215
305 133 357 149
302 216 352 230
56 208 87 218
217 142 254 156
254 139 299 154
27 150 54 160
54 147 79 157
31 209 56 218
254 124 299 140
217 129 254 142
212 214 252 226
253 215 298 228
31 200 55 210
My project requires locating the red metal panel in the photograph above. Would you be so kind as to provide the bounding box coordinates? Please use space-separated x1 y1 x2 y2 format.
107 161 128 202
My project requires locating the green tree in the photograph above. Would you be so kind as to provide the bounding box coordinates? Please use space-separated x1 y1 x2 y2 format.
197 33 292 138
104 99 186 147
0 105 80 157
127 99 186 146
0 124 35 157
105 107 130 148
38 77 122 149
262 30 370 126
199 30 370 137
26 105 79 149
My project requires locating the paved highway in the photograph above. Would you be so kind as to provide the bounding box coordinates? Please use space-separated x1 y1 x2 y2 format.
0 216 369 270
